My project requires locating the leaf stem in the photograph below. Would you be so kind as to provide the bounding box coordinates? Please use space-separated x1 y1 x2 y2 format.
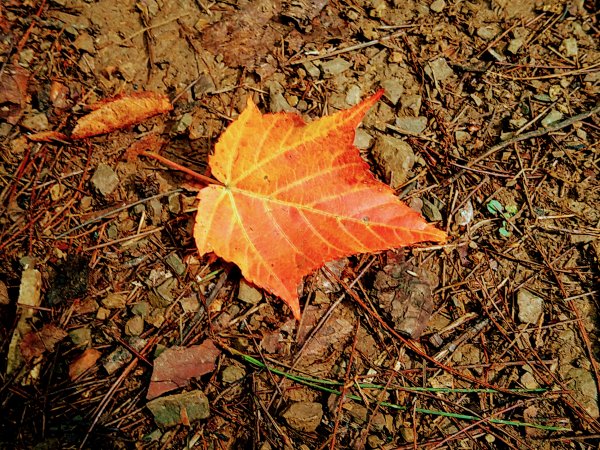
140 151 223 186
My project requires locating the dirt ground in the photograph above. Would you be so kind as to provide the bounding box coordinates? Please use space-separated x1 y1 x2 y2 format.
1 0 599 448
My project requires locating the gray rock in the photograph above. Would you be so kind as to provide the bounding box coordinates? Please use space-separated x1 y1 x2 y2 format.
168 193 181 214
69 327 91 347
125 315 144 336
268 81 295 113
238 280 262 304
147 390 210 428
73 31 95 54
353 129 373 149
131 301 150 318
516 289 543 324
192 74 216 97
401 94 422 115
395 116 427 135
508 37 524 54
282 402 323 432
103 346 133 374
174 113 193 133
371 136 415 189
380 79 404 105
222 365 246 383
165 253 185 276
426 58 454 82
22 111 49 131
345 85 362 106
320 57 352 77
541 110 563 128
477 25 501 40
561 37 578 57
102 293 126 309
302 61 321 78
91 164 119 196
421 198 443 222
566 367 599 418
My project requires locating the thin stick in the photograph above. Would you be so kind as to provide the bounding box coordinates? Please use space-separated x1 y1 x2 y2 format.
288 29 411 65
447 103 600 184
140 151 222 186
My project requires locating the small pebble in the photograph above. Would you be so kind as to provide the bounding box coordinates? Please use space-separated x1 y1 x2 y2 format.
102 293 126 309
430 0 446 12
395 116 427 135
541 110 563 128
320 57 352 77
517 289 544 324
91 164 119 197
380 79 404 105
125 315 144 336
222 365 246 383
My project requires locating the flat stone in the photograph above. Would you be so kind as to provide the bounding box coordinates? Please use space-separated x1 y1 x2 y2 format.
320 57 352 77
69 327 91 347
561 37 578 57
430 0 446 12
516 289 544 324
268 81 294 113
455 130 470 144
165 253 185 276
371 135 415 189
22 111 49 131
345 85 362 106
477 25 501 40
400 94 422 115
238 280 262 305
541 109 563 128
91 164 119 196
131 301 150 318
125 315 144 336
508 37 524 54
180 295 200 313
103 346 133 374
520 371 539 389
395 116 427 135
380 79 404 105
96 307 110 320
102 293 127 309
353 129 372 149
222 365 246 383
426 58 454 82
147 390 210 428
282 402 323 432
73 31 95 54
566 367 599 418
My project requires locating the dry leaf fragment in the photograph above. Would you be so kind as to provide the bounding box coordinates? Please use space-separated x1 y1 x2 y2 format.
19 324 68 362
71 91 172 139
194 91 446 319
0 65 30 124
69 348 102 380
147 339 220 400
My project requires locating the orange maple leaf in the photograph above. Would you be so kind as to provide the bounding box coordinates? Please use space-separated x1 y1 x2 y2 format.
194 91 446 319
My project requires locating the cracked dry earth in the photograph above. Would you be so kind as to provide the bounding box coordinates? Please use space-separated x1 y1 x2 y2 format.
0 0 599 449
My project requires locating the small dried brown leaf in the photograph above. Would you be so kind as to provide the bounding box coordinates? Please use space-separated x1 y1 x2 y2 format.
69 348 102 380
71 91 172 139
147 339 220 400
19 324 68 362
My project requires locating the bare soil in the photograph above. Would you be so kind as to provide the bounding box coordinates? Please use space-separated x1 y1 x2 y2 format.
1 0 599 449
